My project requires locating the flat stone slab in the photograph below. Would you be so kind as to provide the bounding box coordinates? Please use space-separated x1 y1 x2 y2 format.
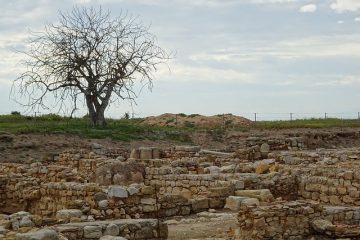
225 196 259 211
175 146 201 152
108 186 128 198
235 189 274 202
16 229 58 240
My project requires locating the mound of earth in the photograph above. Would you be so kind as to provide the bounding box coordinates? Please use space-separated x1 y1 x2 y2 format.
142 113 252 128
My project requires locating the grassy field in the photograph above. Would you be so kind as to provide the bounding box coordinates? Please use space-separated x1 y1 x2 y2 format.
253 118 360 129
0 114 360 141
0 114 192 142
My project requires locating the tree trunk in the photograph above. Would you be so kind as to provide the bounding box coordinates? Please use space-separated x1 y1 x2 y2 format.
94 110 106 127
85 95 107 127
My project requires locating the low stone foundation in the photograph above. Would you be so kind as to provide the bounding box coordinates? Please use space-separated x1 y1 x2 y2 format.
237 200 360 239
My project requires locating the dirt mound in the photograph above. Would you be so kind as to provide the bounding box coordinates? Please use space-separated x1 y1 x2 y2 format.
142 113 252 128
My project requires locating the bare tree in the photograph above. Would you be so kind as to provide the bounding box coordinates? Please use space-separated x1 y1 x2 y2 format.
13 6 170 126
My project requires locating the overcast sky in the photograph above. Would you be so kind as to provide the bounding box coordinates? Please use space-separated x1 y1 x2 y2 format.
1 0 360 120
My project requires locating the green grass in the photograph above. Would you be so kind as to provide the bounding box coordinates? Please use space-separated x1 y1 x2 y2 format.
0 114 192 142
252 118 360 129
0 115 360 142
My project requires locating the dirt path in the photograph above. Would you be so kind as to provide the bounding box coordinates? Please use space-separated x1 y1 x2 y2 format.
167 211 238 240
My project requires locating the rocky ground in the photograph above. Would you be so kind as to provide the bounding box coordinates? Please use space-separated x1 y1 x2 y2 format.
2 127 360 239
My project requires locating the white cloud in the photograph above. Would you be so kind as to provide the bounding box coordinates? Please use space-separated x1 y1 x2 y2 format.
335 76 360 85
156 61 256 83
251 0 298 3
299 4 317 13
355 17 360 22
189 34 360 66
315 76 360 86
330 0 360 13
337 20 344 24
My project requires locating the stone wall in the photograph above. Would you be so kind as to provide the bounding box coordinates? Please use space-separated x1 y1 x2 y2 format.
0 175 6 208
227 129 360 151
145 170 297 200
237 200 360 240
55 218 167 240
298 167 360 205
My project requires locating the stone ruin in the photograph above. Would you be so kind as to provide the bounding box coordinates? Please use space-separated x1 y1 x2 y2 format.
1 129 360 239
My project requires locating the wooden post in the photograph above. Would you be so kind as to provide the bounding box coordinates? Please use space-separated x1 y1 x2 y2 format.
223 113 225 129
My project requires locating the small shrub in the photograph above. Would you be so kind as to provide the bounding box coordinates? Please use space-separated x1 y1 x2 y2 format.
184 121 195 128
11 111 21 115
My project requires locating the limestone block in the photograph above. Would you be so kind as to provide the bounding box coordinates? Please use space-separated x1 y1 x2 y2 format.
98 200 108 209
255 163 270 174
208 187 234 198
84 225 103 239
142 205 156 212
235 189 274 202
19 216 34 228
108 186 128 198
100 236 127 240
139 147 153 160
94 192 107 202
241 198 260 206
56 209 83 221
127 186 139 196
130 149 140 159
141 186 155 195
190 198 209 212
209 198 224 209
311 219 333 233
152 148 161 159
175 146 201 152
204 166 220 174
141 198 157 205
260 143 270 153
104 223 120 236
16 229 58 240
225 196 249 211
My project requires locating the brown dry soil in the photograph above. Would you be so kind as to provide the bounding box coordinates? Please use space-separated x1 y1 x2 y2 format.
142 113 252 128
0 133 179 163
2 127 360 163
167 212 237 240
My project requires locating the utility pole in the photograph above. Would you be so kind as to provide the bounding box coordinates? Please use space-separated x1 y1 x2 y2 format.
254 113 257 122
325 112 327 119
290 113 293 121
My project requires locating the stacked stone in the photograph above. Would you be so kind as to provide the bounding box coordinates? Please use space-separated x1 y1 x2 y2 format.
238 200 360 239
298 167 360 205
1 176 40 213
32 182 102 216
237 200 323 239
55 218 168 240
323 206 360 225
129 147 161 160
0 175 6 208
0 163 23 174
244 137 298 151
170 146 201 159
